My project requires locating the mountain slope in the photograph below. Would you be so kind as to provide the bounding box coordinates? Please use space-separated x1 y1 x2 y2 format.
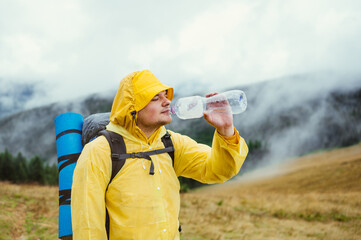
197 142 361 194
0 94 114 161
178 143 361 239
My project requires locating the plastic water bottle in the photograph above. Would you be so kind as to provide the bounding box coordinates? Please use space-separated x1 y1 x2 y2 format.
170 90 247 119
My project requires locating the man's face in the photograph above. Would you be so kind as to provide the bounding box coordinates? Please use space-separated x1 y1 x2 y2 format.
137 91 172 133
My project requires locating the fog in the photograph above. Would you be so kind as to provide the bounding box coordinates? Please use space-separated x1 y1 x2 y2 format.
230 72 361 179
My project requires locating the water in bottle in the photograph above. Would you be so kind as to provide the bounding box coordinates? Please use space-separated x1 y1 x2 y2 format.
170 90 247 119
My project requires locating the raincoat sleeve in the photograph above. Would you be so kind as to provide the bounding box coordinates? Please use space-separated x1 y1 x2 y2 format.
170 128 248 184
71 137 111 240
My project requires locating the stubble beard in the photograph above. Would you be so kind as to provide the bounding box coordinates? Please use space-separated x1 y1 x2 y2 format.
159 114 172 127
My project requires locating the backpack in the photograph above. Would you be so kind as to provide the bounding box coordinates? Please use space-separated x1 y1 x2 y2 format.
55 112 175 240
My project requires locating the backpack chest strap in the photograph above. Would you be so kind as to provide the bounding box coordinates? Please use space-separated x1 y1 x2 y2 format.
111 146 175 175
112 146 174 160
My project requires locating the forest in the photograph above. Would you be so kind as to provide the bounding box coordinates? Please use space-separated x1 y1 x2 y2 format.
0 149 58 185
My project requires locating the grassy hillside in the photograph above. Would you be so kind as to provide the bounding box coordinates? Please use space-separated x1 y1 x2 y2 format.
180 143 361 240
1 143 360 239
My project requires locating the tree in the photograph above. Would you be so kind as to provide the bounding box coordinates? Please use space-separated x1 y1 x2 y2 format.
13 152 28 183
0 149 14 181
44 163 58 185
28 155 45 184
0 152 3 181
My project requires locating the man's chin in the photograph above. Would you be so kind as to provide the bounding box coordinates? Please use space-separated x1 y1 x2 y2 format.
162 116 172 126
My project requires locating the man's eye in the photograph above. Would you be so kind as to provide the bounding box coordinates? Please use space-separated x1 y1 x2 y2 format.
152 96 159 101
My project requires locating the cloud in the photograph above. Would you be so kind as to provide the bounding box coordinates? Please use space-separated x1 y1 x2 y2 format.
0 0 88 75
1 0 360 109
128 0 361 89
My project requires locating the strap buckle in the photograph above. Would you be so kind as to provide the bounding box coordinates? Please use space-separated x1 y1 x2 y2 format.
131 152 144 158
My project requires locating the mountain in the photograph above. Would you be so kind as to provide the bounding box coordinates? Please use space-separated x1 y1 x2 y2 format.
235 72 361 170
0 73 361 171
169 72 361 171
0 92 115 162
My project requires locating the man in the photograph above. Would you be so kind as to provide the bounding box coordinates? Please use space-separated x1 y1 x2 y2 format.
71 70 248 239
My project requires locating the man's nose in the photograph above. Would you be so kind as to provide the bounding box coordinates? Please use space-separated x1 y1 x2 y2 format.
162 97 171 106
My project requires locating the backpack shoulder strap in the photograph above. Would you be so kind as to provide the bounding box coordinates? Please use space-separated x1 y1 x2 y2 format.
98 130 127 239
98 130 127 184
161 131 175 166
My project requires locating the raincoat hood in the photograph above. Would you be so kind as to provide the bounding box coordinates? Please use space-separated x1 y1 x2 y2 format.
109 70 174 139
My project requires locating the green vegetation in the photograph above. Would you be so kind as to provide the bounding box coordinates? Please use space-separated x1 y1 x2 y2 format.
247 139 262 151
272 209 360 222
0 149 58 185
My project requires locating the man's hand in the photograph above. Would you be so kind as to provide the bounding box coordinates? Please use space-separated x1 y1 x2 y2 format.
203 93 235 137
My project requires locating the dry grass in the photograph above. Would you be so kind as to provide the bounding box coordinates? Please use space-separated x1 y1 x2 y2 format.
0 182 58 240
1 144 360 239
179 143 361 240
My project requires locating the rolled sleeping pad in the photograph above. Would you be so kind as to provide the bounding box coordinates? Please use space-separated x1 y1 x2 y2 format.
54 112 84 239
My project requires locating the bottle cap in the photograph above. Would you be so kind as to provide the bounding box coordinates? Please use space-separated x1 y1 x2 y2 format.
170 106 176 114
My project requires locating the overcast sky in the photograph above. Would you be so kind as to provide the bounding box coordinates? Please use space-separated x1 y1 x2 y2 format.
1 0 361 107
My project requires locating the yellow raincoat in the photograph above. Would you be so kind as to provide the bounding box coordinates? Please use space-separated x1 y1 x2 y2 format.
71 70 248 240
